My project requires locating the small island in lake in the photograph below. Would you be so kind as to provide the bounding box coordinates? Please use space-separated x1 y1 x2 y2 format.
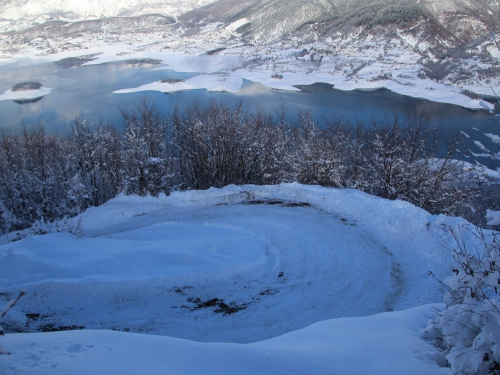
11 82 43 91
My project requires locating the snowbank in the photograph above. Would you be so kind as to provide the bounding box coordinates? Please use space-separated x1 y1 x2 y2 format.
0 304 448 375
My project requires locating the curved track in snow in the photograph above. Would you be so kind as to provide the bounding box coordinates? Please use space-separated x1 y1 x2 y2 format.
0 185 458 343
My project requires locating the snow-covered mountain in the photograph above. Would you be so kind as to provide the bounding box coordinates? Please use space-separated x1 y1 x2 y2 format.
180 0 500 49
2 0 498 53
0 0 217 21
177 0 500 88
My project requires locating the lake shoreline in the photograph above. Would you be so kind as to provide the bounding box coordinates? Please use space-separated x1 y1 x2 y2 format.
0 43 497 113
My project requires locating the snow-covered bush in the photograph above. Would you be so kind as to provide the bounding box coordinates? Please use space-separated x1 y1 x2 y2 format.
0 292 24 355
428 227 500 374
0 101 475 233
487 210 500 226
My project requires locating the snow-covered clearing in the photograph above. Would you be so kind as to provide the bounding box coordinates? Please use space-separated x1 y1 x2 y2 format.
0 183 478 374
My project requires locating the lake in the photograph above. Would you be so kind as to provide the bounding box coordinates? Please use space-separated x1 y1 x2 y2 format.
0 59 499 167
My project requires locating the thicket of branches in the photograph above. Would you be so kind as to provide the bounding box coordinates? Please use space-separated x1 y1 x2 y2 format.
427 227 500 375
0 99 485 234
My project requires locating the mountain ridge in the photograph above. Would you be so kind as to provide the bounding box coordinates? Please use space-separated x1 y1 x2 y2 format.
2 0 498 50
0 0 217 21
179 0 499 48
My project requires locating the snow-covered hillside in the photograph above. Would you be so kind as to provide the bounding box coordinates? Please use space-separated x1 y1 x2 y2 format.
0 183 487 374
0 0 216 21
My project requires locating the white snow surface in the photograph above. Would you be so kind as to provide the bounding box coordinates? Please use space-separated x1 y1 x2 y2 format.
0 224 264 286
0 87 51 101
0 183 480 374
0 0 217 20
1 44 493 111
486 210 500 226
1 305 448 375
114 60 491 110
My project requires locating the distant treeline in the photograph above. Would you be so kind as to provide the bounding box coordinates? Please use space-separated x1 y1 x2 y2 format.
0 99 495 233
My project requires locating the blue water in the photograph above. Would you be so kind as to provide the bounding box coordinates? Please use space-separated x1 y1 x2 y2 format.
0 59 498 166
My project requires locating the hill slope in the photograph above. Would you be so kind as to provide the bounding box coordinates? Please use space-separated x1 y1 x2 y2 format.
180 0 500 50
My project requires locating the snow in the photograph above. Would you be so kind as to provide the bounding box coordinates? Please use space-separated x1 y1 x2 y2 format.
0 183 481 374
0 0 499 114
0 224 264 287
85 50 242 74
0 0 217 21
480 99 495 112
485 132 500 145
486 210 500 225
459 161 500 180
0 87 51 102
114 73 244 94
0 305 448 375
225 18 250 32
114 60 492 110
1 42 494 111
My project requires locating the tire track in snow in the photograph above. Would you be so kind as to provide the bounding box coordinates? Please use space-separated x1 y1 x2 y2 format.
4 203 401 343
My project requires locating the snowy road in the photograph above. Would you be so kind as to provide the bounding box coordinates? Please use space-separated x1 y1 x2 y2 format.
0 184 460 344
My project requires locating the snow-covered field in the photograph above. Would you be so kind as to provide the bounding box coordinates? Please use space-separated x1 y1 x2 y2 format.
0 183 482 374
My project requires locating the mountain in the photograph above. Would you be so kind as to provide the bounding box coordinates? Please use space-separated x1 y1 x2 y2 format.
179 0 340 36
0 0 498 93
180 0 500 50
4 13 177 42
0 0 217 21
2 0 499 52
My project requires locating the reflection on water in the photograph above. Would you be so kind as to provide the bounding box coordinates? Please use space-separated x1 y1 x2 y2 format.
14 96 44 105
54 56 99 69
0 60 195 131
0 60 498 166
